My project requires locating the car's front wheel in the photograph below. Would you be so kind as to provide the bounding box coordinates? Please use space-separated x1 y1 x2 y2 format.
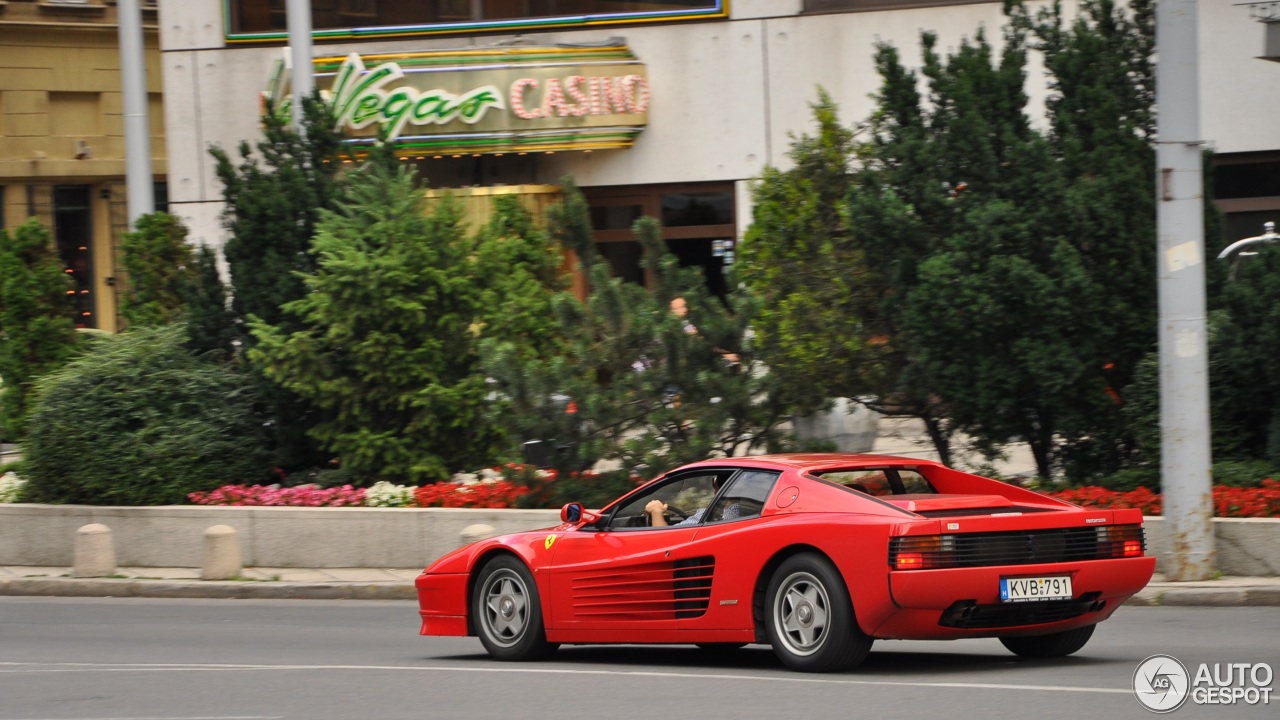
472 555 557 661
999 624 1096 658
765 553 872 672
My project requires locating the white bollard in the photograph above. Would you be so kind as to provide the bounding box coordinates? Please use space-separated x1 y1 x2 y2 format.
460 523 497 546
73 523 116 578
202 524 242 580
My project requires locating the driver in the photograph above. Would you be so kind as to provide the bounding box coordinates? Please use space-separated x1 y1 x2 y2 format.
644 476 740 527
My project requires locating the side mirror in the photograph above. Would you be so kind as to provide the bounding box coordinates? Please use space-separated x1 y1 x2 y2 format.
561 502 583 523
560 502 600 525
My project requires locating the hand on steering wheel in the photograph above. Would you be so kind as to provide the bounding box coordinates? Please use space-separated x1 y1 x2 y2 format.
664 505 690 522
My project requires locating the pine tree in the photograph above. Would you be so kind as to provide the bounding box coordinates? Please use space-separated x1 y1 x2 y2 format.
210 94 344 336
119 212 197 329
470 194 568 359
209 94 345 469
744 1 1162 479
183 245 238 359
0 219 79 439
249 155 500 483
1011 0 1157 476
483 181 796 483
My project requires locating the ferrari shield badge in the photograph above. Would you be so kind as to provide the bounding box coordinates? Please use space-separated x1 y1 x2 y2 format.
544 534 557 550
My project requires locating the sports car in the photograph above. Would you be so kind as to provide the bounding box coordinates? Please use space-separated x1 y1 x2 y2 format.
414 453 1155 672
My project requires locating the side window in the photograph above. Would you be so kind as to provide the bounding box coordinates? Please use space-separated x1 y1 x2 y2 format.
898 470 933 494
817 468 935 496
707 470 779 523
822 470 893 496
607 471 729 530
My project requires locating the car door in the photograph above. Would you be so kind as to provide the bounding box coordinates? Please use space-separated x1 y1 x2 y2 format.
681 469 782 631
544 469 730 640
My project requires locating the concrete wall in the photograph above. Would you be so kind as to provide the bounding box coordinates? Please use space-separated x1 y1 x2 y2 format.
0 505 560 569
1144 516 1280 577
2 505 1277 575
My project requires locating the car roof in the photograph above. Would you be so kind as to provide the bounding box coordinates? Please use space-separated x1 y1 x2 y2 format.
678 453 945 473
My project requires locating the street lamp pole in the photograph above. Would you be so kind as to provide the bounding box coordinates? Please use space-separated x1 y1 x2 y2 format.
1155 0 1215 581
287 0 314 131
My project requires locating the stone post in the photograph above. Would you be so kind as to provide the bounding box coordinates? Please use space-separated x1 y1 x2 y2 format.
460 523 497 546
73 523 116 578
202 524 242 580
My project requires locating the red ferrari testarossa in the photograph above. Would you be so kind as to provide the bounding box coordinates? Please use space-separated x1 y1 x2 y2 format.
415 453 1155 672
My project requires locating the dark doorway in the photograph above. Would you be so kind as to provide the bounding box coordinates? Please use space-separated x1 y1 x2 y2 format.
53 186 95 329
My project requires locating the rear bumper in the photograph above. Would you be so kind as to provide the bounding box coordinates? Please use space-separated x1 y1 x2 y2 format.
874 555 1155 639
415 572 469 637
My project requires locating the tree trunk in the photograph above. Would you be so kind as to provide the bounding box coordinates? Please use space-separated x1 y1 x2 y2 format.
922 412 952 467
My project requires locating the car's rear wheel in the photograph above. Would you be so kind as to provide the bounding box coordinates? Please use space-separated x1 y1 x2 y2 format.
765 553 871 672
473 555 557 661
999 624 1096 658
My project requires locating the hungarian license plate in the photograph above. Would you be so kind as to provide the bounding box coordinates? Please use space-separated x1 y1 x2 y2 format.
1000 576 1073 603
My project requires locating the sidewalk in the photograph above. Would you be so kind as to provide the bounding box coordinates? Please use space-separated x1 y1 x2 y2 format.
1 565 1277 605
0 565 420 600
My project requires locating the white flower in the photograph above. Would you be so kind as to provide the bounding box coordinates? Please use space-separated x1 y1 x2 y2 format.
0 471 25 504
364 480 414 508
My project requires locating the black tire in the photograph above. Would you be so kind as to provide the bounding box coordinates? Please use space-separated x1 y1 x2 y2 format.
472 555 557 661
999 624 1096 658
765 553 872 672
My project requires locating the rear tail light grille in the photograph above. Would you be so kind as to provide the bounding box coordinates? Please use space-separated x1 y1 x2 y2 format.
889 525 1145 570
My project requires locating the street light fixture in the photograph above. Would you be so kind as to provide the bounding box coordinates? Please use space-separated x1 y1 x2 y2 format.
1217 221 1279 260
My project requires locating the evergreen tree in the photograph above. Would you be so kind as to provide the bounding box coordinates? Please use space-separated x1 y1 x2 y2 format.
484 181 795 482
209 93 345 468
183 245 238 359
0 218 79 439
1012 0 1158 476
740 88 958 463
119 212 196 329
249 155 500 483
744 1 1162 479
470 194 568 359
210 94 344 336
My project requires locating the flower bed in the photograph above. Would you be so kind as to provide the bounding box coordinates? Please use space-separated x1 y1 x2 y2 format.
184 463 638 510
1045 480 1280 518
187 467 543 509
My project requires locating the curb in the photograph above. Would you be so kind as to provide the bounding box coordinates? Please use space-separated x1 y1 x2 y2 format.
2 577 1278 606
0 578 416 601
1124 586 1280 607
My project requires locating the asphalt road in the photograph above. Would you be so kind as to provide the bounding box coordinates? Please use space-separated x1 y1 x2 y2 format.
0 598 1275 720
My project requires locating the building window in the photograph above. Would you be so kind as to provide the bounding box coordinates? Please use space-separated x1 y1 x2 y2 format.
803 0 996 12
584 182 736 297
226 0 725 41
1214 153 1280 249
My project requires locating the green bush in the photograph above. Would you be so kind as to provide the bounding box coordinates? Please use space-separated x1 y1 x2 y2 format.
1211 459 1278 488
21 324 273 505
1090 466 1160 492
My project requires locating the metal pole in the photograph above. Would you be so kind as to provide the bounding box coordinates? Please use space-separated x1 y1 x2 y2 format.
1156 0 1215 581
287 0 314 131
117 0 153 226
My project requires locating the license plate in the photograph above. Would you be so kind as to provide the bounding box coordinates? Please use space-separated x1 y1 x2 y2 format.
1000 576 1073 603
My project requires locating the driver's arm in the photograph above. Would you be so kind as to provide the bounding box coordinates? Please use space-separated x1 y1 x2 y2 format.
645 499 669 527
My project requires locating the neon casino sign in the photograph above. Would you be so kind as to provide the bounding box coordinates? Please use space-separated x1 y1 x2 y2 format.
264 44 650 155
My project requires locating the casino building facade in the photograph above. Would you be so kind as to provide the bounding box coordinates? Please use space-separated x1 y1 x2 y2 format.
156 0 1280 289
